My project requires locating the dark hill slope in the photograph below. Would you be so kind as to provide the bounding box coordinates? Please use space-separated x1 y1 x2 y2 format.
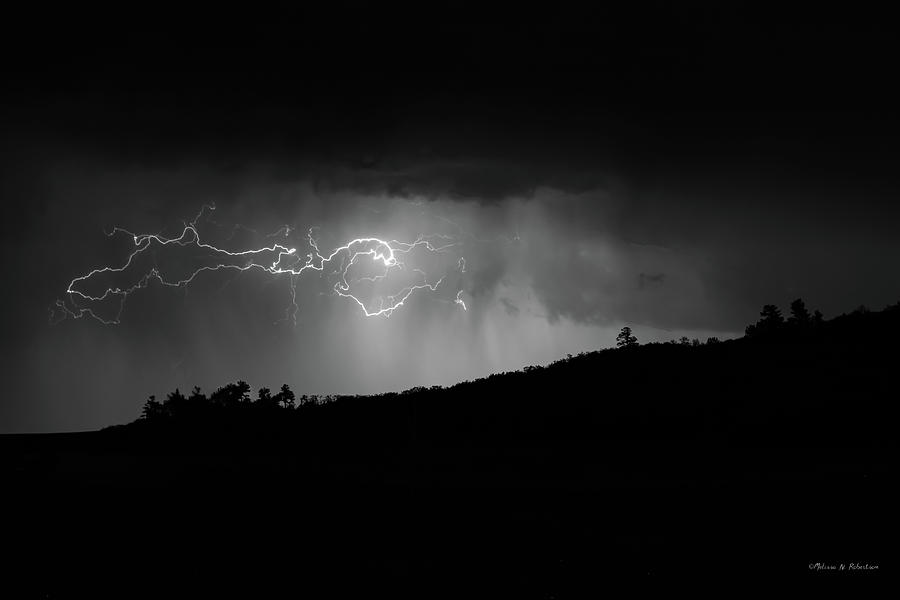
120 303 899 448
3 307 895 593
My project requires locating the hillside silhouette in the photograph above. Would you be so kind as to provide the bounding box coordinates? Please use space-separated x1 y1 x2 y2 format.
4 299 893 593
125 298 897 448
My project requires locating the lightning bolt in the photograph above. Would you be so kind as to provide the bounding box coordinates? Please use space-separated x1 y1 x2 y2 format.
51 204 469 326
454 290 467 312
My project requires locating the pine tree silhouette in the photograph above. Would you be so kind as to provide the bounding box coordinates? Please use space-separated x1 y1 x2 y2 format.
616 326 638 348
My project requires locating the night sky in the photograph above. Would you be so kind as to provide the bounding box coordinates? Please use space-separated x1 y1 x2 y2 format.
2 4 899 432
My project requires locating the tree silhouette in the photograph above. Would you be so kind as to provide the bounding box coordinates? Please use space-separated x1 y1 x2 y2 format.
616 326 638 348
746 304 785 337
760 304 784 326
789 298 811 326
141 395 164 420
210 385 233 409
256 386 281 410
164 388 187 418
210 381 252 409
188 386 207 411
274 384 296 409
235 381 252 403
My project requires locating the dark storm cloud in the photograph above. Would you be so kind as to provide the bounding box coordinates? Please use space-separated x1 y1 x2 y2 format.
638 273 666 289
11 134 900 339
498 191 693 330
311 156 607 202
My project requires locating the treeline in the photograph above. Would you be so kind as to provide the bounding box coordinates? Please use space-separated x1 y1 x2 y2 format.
613 297 831 350
139 378 449 423
744 297 824 337
141 382 303 422
133 297 900 447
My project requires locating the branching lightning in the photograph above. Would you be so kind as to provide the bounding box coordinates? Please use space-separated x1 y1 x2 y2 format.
52 204 470 325
455 290 467 311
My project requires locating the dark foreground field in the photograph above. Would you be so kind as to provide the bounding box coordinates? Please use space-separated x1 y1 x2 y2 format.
4 308 895 594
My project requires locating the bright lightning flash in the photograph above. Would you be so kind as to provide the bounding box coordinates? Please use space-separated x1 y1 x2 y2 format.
52 204 469 325
454 290 467 311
